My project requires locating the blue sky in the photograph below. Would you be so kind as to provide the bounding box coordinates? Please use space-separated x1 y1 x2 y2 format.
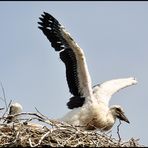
0 2 148 146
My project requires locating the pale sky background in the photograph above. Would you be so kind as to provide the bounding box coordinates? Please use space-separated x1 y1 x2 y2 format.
0 1 148 146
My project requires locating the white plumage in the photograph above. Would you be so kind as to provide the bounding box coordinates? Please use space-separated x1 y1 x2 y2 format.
38 12 138 131
8 102 23 116
61 77 137 130
7 102 23 123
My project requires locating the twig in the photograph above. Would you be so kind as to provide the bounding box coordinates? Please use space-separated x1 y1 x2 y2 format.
34 107 64 128
0 83 12 120
29 131 50 147
0 82 7 109
5 111 60 128
7 112 45 120
2 100 12 120
29 138 34 147
35 107 48 120
117 119 122 143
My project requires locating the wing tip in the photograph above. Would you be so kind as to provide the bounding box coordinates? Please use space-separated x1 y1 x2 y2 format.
67 96 85 109
128 77 138 85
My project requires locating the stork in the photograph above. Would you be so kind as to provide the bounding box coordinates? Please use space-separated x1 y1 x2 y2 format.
38 12 137 131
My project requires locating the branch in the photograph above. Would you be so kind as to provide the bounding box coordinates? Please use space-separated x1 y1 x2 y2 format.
2 100 12 120
0 82 7 109
117 119 122 143
29 131 50 147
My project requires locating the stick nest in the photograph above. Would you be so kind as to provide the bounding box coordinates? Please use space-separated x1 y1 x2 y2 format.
0 111 144 147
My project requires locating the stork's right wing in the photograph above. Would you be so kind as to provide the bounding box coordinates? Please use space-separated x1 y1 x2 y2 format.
93 77 137 106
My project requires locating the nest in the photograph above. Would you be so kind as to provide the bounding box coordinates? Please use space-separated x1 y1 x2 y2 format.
0 111 144 147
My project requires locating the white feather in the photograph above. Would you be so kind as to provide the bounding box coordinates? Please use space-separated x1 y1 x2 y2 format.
93 77 138 106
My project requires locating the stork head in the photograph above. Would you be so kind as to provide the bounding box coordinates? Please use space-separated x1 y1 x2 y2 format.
9 102 23 115
7 102 23 123
110 105 130 124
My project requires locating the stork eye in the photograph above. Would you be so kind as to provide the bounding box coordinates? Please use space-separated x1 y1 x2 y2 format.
116 108 121 112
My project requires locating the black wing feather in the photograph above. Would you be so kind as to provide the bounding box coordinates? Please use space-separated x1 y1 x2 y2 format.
38 12 85 109
60 48 80 96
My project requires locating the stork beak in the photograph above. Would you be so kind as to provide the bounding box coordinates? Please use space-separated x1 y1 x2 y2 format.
117 112 130 124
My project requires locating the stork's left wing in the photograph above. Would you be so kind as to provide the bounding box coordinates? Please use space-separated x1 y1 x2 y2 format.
38 12 93 108
92 77 137 106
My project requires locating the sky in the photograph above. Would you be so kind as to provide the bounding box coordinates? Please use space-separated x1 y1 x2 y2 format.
0 1 148 146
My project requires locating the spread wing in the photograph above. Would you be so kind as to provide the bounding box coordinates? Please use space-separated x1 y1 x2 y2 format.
92 77 137 106
38 12 93 108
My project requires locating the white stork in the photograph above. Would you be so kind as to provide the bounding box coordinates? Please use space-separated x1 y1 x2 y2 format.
38 12 137 131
